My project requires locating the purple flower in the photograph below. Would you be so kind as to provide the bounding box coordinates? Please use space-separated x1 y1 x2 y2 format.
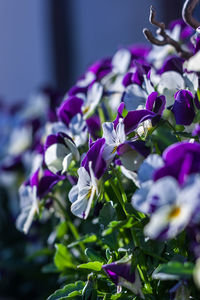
30 168 65 199
16 167 65 234
171 90 195 126
124 109 155 135
88 58 112 80
81 138 106 180
146 92 166 116
129 44 150 62
158 56 184 75
144 175 200 240
117 140 150 172
102 258 144 298
123 61 151 87
57 96 83 126
154 142 200 185
86 115 101 139
169 19 193 41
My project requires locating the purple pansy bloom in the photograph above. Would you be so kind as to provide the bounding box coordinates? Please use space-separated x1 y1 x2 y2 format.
124 109 155 135
158 56 184 75
16 167 65 234
69 139 106 219
57 96 83 126
146 92 166 116
102 257 144 298
169 19 193 41
88 58 112 80
117 140 150 172
86 115 101 139
81 138 106 180
171 90 195 126
30 167 65 199
154 142 200 185
144 175 200 240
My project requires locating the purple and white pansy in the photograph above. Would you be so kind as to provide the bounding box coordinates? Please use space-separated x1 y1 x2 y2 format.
68 138 106 219
132 141 200 240
102 256 144 298
16 167 65 234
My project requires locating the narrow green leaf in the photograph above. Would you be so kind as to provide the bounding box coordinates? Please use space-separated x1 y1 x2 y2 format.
67 234 97 248
56 221 68 239
77 261 103 271
153 261 194 280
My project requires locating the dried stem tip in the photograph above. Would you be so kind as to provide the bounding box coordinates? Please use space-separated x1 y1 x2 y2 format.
182 0 200 30
143 6 192 59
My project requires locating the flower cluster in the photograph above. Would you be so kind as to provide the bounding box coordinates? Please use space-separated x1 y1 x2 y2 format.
4 2 200 298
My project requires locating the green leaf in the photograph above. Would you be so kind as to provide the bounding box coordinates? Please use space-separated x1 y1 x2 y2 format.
47 281 85 300
99 202 116 227
77 261 103 271
85 248 106 263
67 234 97 248
153 261 194 280
54 244 75 271
56 221 68 239
152 124 178 152
102 218 139 236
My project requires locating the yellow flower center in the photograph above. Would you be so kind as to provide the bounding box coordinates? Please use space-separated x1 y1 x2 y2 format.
83 106 90 114
111 146 118 154
168 206 181 220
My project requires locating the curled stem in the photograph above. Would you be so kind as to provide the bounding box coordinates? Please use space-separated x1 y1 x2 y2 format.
182 0 200 29
143 6 192 59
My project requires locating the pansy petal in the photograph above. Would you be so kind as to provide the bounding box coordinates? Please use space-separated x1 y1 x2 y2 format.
68 185 79 204
112 48 131 74
171 89 195 125
138 154 164 183
124 109 155 135
123 84 147 111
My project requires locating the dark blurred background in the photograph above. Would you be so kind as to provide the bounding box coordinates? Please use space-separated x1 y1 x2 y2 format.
0 0 186 103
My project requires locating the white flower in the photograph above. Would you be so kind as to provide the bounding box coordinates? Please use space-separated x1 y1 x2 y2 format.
81 82 103 119
44 135 80 174
7 126 32 156
16 185 39 234
102 119 126 164
144 176 200 239
184 50 200 72
69 162 98 219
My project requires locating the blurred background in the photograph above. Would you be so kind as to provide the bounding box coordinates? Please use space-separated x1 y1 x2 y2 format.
0 0 185 103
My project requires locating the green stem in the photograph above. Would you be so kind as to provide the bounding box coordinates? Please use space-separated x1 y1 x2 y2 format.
51 195 86 260
112 167 127 204
109 179 127 217
165 120 181 141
